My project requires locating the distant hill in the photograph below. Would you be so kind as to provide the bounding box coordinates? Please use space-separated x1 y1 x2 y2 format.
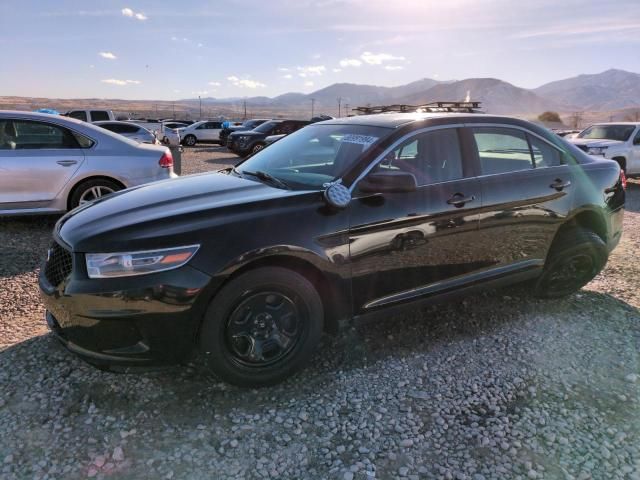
3 69 640 121
534 69 640 111
397 78 564 115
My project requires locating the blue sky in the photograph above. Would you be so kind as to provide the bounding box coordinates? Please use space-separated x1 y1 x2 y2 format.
1 0 639 100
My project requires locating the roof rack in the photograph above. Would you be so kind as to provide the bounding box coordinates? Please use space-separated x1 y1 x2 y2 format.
352 101 483 115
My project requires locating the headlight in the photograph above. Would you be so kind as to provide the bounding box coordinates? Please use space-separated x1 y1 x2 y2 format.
86 245 199 278
587 146 608 155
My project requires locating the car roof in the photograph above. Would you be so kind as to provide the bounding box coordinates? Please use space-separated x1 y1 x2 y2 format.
316 112 531 129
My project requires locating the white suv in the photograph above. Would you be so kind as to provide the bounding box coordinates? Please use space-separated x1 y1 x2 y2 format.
178 121 223 146
569 123 640 175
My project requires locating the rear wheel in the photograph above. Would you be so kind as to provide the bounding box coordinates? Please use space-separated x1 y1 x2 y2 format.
69 179 121 209
534 227 607 298
199 267 324 387
183 134 197 147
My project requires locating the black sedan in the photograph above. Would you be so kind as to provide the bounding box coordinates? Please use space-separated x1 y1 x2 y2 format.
40 112 625 387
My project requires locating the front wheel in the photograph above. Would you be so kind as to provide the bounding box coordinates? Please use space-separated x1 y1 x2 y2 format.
199 267 324 387
534 227 608 298
183 134 197 147
251 143 265 155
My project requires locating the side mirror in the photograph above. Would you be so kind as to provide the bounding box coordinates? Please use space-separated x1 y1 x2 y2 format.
323 182 351 209
358 171 417 194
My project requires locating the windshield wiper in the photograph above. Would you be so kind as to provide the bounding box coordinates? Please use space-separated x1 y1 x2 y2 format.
240 170 291 190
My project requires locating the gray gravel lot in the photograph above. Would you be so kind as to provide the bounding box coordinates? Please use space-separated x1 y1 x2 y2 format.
1 146 639 480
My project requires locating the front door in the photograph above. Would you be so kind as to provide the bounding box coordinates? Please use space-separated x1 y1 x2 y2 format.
0 119 85 209
348 127 487 313
470 125 575 270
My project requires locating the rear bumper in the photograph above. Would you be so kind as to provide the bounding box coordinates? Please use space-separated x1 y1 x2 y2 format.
40 263 214 367
607 206 624 252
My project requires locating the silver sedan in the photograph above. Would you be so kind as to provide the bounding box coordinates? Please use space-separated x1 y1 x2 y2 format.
93 120 158 144
0 111 178 215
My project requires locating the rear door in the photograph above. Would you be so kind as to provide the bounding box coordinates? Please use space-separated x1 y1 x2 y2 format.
197 122 222 141
631 128 640 173
470 125 575 270
348 127 486 313
0 119 85 208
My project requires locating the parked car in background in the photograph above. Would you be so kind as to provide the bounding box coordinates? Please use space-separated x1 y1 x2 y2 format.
65 109 115 122
227 119 310 156
93 121 158 144
569 123 640 175
0 111 177 215
219 119 270 146
39 111 624 386
162 121 190 130
178 120 224 146
155 123 181 146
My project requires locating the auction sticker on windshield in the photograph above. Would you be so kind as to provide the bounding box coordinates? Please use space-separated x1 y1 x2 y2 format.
342 134 378 148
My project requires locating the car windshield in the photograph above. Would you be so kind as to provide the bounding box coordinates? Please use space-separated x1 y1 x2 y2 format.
235 124 389 189
244 119 266 128
577 125 635 141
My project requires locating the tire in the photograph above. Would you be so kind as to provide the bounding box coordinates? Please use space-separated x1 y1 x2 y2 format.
251 143 265 155
183 134 197 147
69 178 122 210
199 267 324 387
534 227 608 298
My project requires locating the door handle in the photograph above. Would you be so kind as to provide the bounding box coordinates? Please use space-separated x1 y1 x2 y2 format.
550 178 571 191
447 194 476 207
56 160 78 167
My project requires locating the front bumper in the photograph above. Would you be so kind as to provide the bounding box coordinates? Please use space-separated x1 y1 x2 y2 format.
40 256 214 368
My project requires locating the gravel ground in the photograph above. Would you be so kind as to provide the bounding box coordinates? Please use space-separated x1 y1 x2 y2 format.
1 147 639 480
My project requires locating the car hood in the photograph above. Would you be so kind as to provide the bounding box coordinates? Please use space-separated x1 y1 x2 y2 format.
57 172 309 252
569 138 624 148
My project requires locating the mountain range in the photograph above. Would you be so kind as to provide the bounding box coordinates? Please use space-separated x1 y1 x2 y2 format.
187 69 640 116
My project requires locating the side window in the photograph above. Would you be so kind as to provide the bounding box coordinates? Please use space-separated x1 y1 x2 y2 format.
67 111 87 122
634 129 640 145
376 128 464 186
196 123 206 130
472 127 533 175
0 120 80 150
528 134 562 168
90 111 110 122
210 122 222 129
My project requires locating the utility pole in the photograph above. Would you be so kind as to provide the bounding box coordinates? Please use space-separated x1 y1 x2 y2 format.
199 96 202 120
243 100 247 120
310 98 315 118
337 97 342 117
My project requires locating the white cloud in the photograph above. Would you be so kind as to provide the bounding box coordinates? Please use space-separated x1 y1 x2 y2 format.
101 79 141 86
297 65 326 77
283 74 293 79
99 51 117 60
339 58 362 67
122 7 147 20
192 90 209 95
304 81 315 87
89 64 95 69
384 65 404 71
208 81 221 86
360 51 405 65
332 68 342 73
227 76 266 89
278 67 290 72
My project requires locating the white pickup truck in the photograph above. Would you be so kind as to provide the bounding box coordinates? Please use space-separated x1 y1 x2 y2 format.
569 122 640 176
65 109 115 122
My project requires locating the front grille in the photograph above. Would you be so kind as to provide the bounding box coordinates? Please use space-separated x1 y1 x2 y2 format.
44 243 73 287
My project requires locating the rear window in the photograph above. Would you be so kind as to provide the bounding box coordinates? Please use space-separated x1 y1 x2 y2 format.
91 111 111 122
67 111 87 122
